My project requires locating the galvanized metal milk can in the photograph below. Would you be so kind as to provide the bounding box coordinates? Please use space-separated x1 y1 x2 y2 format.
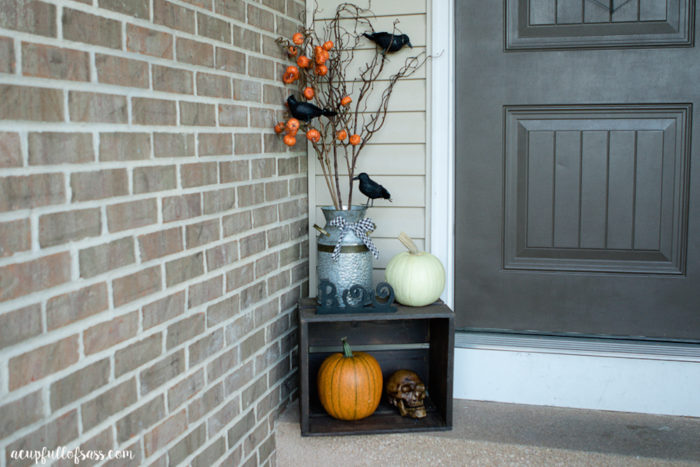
316 206 374 306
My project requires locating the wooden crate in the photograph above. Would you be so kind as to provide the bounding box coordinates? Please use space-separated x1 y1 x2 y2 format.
298 298 454 436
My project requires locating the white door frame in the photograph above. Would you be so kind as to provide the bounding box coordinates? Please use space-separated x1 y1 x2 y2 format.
429 0 700 417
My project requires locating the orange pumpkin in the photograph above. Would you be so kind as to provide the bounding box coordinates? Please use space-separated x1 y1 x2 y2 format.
317 338 382 421
274 122 285 134
306 128 321 143
283 134 296 146
303 86 315 100
336 129 347 141
349 134 361 145
315 64 328 76
288 46 298 57
340 96 352 106
292 32 304 45
285 118 300 134
323 40 334 51
282 65 299 84
296 55 311 68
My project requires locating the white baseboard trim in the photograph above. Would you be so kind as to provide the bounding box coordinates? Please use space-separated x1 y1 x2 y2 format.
453 333 700 417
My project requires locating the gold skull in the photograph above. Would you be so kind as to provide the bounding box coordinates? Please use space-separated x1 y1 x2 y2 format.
385 369 427 418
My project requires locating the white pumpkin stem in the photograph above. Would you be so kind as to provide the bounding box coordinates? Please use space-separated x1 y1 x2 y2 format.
398 232 420 255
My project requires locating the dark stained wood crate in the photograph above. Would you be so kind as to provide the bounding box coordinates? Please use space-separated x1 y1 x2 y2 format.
298 298 454 436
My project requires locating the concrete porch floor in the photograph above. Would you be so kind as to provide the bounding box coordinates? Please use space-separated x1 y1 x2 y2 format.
276 399 700 466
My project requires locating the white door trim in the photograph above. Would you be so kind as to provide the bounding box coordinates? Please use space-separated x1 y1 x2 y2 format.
429 0 700 417
430 0 455 308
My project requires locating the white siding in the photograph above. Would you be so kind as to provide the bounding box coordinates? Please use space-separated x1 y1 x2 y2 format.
309 1 431 294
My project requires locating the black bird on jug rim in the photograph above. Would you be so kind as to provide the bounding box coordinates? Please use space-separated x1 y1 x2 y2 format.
354 172 392 207
362 32 412 54
287 95 336 122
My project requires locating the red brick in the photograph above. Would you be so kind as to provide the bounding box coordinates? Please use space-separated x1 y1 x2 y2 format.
6 411 79 466
140 350 185 395
203 187 235 214
100 132 151 161
166 313 205 349
197 12 230 43
278 155 299 176
180 101 216 126
165 252 204 286
22 42 89 81
181 161 218 188
247 3 274 32
233 79 261 102
39 207 101 247
0 0 56 37
0 304 41 350
84 310 139 355
265 180 288 201
154 0 195 33
154 132 195 157
69 91 128 123
116 394 164 443
222 211 252 237
233 25 259 52
219 104 247 127
253 205 278 227
177 37 213 67
0 219 30 257
220 160 249 182
207 399 239 439
28 132 93 165
47 282 109 330
168 369 205 411
144 410 187 457
115 332 162 377
235 133 262 154
153 64 193 94
138 227 183 261
215 47 245 73
50 359 110 411
96 54 149 88
0 35 12 72
79 237 135 278
248 56 275 80
225 262 254 292
250 107 275 128
252 157 276 178
268 270 291 294
198 133 232 156
81 379 138 430
127 24 173 59
62 8 121 49
71 168 128 201
162 193 201 223
0 132 21 167
237 182 264 207
206 240 238 271
185 219 220 249
266 224 289 248
206 347 238 382
0 84 63 121
107 198 158 232
142 291 185 329
188 276 223 308
290 175 307 195
263 83 285 105
196 72 231 98
99 0 149 19
0 252 70 303
133 97 177 125
113 266 162 306
9 334 79 389
189 330 223 367
134 164 177 193
0 390 44 439
217 0 244 20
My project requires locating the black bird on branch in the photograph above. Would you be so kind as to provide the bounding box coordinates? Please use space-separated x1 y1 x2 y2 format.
362 32 412 53
354 173 392 206
287 95 336 122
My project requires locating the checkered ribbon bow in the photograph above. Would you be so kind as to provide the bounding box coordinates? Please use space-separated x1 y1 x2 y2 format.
329 217 379 261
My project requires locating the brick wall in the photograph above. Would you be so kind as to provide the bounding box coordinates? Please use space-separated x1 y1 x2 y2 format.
0 0 308 465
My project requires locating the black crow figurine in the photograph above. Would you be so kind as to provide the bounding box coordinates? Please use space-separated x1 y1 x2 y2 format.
353 172 392 206
287 95 336 122
362 32 412 53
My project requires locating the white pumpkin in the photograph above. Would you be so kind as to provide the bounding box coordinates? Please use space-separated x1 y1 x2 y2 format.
385 232 445 307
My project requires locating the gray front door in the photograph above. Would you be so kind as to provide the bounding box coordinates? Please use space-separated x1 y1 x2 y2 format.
455 0 700 341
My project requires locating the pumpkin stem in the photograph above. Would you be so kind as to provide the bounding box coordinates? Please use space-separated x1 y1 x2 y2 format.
398 232 420 255
341 337 353 358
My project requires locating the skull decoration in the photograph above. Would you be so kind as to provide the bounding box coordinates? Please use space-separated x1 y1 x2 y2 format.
385 369 427 418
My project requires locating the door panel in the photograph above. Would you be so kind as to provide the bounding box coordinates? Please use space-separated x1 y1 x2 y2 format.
454 1 700 340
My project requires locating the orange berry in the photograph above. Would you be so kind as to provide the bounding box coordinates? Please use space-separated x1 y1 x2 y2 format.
288 46 298 57
315 64 328 76
283 134 296 146
349 134 361 146
292 32 304 45
341 96 352 106
282 65 299 84
306 129 321 143
296 55 311 68
303 87 315 100
336 130 348 141
274 122 285 134
323 41 333 51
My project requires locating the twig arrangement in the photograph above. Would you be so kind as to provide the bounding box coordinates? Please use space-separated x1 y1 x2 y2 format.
275 2 428 210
